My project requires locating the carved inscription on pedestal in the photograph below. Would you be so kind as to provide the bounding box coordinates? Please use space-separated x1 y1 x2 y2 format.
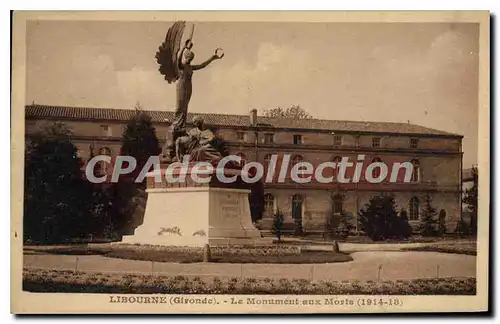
219 193 241 219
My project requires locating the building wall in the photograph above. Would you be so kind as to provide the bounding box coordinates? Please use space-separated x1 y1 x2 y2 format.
259 188 461 233
25 115 463 234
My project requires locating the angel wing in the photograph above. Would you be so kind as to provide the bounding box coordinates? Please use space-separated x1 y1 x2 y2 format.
155 21 186 84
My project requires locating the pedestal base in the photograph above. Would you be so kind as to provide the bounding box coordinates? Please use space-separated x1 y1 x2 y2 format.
121 186 269 247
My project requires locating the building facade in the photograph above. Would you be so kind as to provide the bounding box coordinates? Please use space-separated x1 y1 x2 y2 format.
25 104 464 233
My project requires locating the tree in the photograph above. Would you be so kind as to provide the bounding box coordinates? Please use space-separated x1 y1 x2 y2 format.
455 218 470 237
336 211 354 240
271 208 284 242
24 123 91 243
437 209 447 236
248 181 264 223
419 194 438 237
112 105 161 236
87 185 115 239
293 215 304 236
324 190 353 240
463 166 478 236
120 103 161 176
263 105 312 119
358 195 402 241
398 209 412 239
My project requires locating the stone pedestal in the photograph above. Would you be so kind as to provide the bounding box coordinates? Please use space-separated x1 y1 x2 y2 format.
121 164 269 247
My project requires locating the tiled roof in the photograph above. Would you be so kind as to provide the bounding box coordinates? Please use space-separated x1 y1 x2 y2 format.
25 104 461 137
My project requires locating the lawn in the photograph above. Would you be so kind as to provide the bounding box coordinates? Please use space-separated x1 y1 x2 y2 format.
24 244 353 264
403 240 477 256
23 268 476 295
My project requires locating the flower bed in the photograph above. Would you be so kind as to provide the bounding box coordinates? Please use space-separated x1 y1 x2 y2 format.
23 268 476 295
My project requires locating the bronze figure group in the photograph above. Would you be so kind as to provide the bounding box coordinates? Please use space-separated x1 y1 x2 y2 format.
155 21 225 163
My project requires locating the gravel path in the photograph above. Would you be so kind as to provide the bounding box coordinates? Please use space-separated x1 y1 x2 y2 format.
23 251 476 281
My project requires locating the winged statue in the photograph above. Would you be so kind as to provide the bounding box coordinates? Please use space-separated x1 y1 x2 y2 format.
155 21 186 84
155 21 225 162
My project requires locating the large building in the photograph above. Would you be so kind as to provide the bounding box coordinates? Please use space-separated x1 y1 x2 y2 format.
25 104 464 233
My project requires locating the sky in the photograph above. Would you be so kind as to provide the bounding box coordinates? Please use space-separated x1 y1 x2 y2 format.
25 20 479 166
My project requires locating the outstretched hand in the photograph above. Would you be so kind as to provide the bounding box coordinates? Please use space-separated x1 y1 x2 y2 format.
214 48 224 59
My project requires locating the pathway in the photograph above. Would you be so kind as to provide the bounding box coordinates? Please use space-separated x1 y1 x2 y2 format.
23 251 476 281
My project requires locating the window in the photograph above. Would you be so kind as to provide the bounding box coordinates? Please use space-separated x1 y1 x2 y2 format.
264 133 274 144
101 125 112 137
332 194 344 214
372 137 381 148
97 147 112 176
332 156 342 180
410 138 419 149
99 147 112 156
409 197 420 221
291 194 303 221
264 153 273 164
333 135 343 147
264 194 275 219
216 130 224 140
371 157 382 179
292 155 303 165
293 134 303 145
411 159 420 182
236 152 247 166
236 132 246 141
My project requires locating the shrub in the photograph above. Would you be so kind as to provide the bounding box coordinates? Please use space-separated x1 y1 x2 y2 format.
271 208 284 241
335 211 354 240
398 209 412 239
324 191 351 240
358 195 405 241
463 165 478 236
419 194 438 237
455 219 470 237
293 215 303 236
437 209 446 236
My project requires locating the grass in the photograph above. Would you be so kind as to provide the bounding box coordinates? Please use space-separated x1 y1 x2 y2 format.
23 268 476 295
106 249 353 264
403 241 477 256
342 236 475 244
24 244 353 264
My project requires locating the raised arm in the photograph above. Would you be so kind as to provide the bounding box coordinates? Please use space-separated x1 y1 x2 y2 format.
191 55 219 71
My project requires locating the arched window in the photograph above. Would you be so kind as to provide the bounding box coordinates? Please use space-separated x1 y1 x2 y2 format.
371 157 383 179
332 156 342 180
99 147 112 156
409 197 420 221
291 194 303 220
332 194 344 214
411 159 420 182
236 152 246 167
97 147 112 176
264 193 275 219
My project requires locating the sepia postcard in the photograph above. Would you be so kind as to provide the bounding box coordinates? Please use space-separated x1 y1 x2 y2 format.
11 11 490 314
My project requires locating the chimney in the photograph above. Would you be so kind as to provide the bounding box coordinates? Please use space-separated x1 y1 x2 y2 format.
250 109 257 127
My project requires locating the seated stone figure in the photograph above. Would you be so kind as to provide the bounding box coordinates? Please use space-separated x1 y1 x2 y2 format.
175 116 223 163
